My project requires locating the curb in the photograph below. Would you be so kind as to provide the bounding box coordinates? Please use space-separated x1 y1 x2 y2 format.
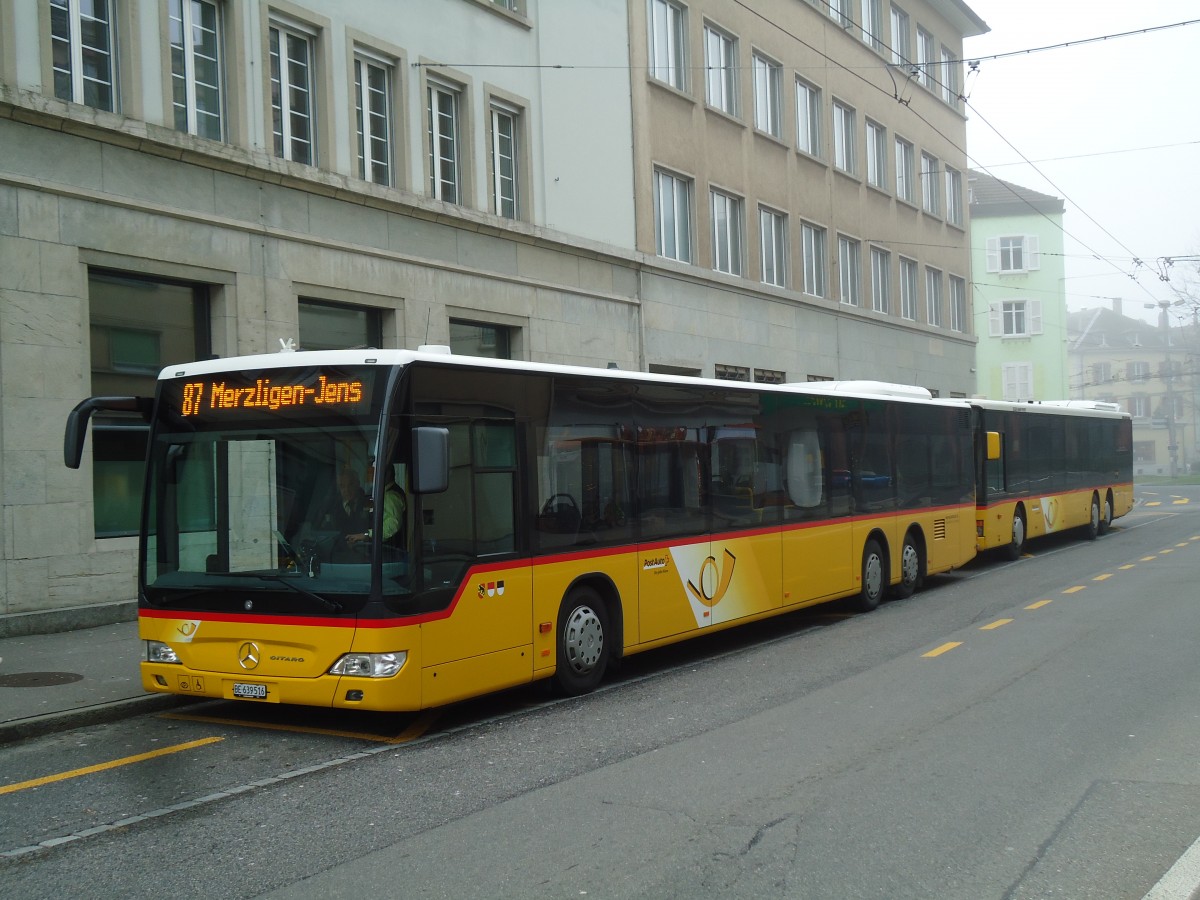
0 693 199 746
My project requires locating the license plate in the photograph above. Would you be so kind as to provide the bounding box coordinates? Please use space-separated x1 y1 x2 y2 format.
232 682 268 700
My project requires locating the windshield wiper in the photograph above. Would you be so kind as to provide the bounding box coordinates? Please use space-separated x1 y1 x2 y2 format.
206 572 344 613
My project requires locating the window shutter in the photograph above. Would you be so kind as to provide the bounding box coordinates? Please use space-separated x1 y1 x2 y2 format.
1027 235 1040 270
1029 299 1043 334
988 302 1002 336
985 237 999 273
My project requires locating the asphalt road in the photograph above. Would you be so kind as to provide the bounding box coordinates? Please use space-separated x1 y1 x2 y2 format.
2 486 1199 899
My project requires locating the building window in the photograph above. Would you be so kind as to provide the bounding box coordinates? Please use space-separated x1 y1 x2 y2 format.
760 207 787 287
870 247 890 313
899 256 918 320
649 0 686 90
1002 362 1034 402
829 0 854 29
866 120 887 190
833 102 856 174
1128 361 1151 383
711 189 744 276
715 364 750 381
945 166 963 226
861 0 884 51
796 79 821 157
1092 362 1112 386
916 26 935 90
802 222 827 297
949 275 967 333
89 272 210 538
920 153 940 215
989 299 1042 337
654 168 693 262
838 236 861 306
428 79 462 203
940 45 959 105
490 103 520 218
704 25 737 115
986 235 1041 273
51 0 117 111
1128 395 1150 418
354 54 393 186
450 319 513 359
752 52 782 137
925 267 943 326
890 5 911 64
298 299 383 350
169 0 222 140
754 368 785 384
895 137 915 203
269 22 315 164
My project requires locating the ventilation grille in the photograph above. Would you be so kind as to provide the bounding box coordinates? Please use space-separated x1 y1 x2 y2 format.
933 518 947 541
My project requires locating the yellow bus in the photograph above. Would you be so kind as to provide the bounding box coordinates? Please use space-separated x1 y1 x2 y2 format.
65 349 982 711
973 399 1134 560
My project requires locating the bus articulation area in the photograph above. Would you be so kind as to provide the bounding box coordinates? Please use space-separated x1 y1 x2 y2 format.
63 349 1129 712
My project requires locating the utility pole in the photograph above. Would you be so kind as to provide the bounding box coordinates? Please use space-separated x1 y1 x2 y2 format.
1147 300 1179 478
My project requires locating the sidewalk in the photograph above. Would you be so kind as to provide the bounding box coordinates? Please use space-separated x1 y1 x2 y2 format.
0 621 186 744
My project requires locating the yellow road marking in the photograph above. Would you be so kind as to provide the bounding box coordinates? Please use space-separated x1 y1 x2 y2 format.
1161 548 1175 555
1063 586 1086 594
1146 501 1162 507
1177 543 1190 548
980 619 1013 631
1173 499 1190 505
0 737 223 796
1141 556 1158 562
1119 564 1136 570
1025 600 1053 610
923 642 962 658
159 710 438 745
1093 574 1113 581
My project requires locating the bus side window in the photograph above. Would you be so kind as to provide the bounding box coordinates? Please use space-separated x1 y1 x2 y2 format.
786 428 822 510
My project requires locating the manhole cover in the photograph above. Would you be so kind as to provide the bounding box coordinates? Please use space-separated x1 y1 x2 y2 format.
0 672 85 688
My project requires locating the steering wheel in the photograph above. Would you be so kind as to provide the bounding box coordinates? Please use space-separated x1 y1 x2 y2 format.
541 493 579 515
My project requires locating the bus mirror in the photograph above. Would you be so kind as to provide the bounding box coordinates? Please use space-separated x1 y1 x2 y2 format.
986 431 1001 462
412 426 450 494
64 396 153 469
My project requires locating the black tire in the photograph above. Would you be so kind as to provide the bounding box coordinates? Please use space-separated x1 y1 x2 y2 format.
855 539 886 612
1098 493 1113 535
1003 508 1026 561
891 531 922 600
1084 493 1101 541
554 588 609 696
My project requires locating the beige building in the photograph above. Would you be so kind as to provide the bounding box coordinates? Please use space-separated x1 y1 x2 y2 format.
0 0 984 631
1070 301 1199 477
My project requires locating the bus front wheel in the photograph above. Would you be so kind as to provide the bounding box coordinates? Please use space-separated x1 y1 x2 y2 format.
555 588 609 696
1003 509 1026 561
1099 493 1113 535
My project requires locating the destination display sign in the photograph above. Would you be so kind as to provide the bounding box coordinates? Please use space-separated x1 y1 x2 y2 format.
161 367 377 423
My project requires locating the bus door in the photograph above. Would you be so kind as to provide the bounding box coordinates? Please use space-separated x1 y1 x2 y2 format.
636 425 713 642
707 425 782 626
781 413 854 604
413 417 533 703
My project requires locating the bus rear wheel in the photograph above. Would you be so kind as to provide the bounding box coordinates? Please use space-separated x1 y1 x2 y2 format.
555 588 609 696
1085 494 1101 541
892 531 922 600
1099 493 1113 535
855 539 885 612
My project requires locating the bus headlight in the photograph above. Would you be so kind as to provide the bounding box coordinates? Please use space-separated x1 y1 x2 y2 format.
144 641 181 664
329 651 407 678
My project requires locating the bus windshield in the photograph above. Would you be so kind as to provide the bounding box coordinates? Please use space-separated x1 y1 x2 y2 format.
141 364 408 609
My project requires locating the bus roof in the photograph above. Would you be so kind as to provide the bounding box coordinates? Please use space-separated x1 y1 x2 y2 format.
970 397 1130 420
157 348 971 409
